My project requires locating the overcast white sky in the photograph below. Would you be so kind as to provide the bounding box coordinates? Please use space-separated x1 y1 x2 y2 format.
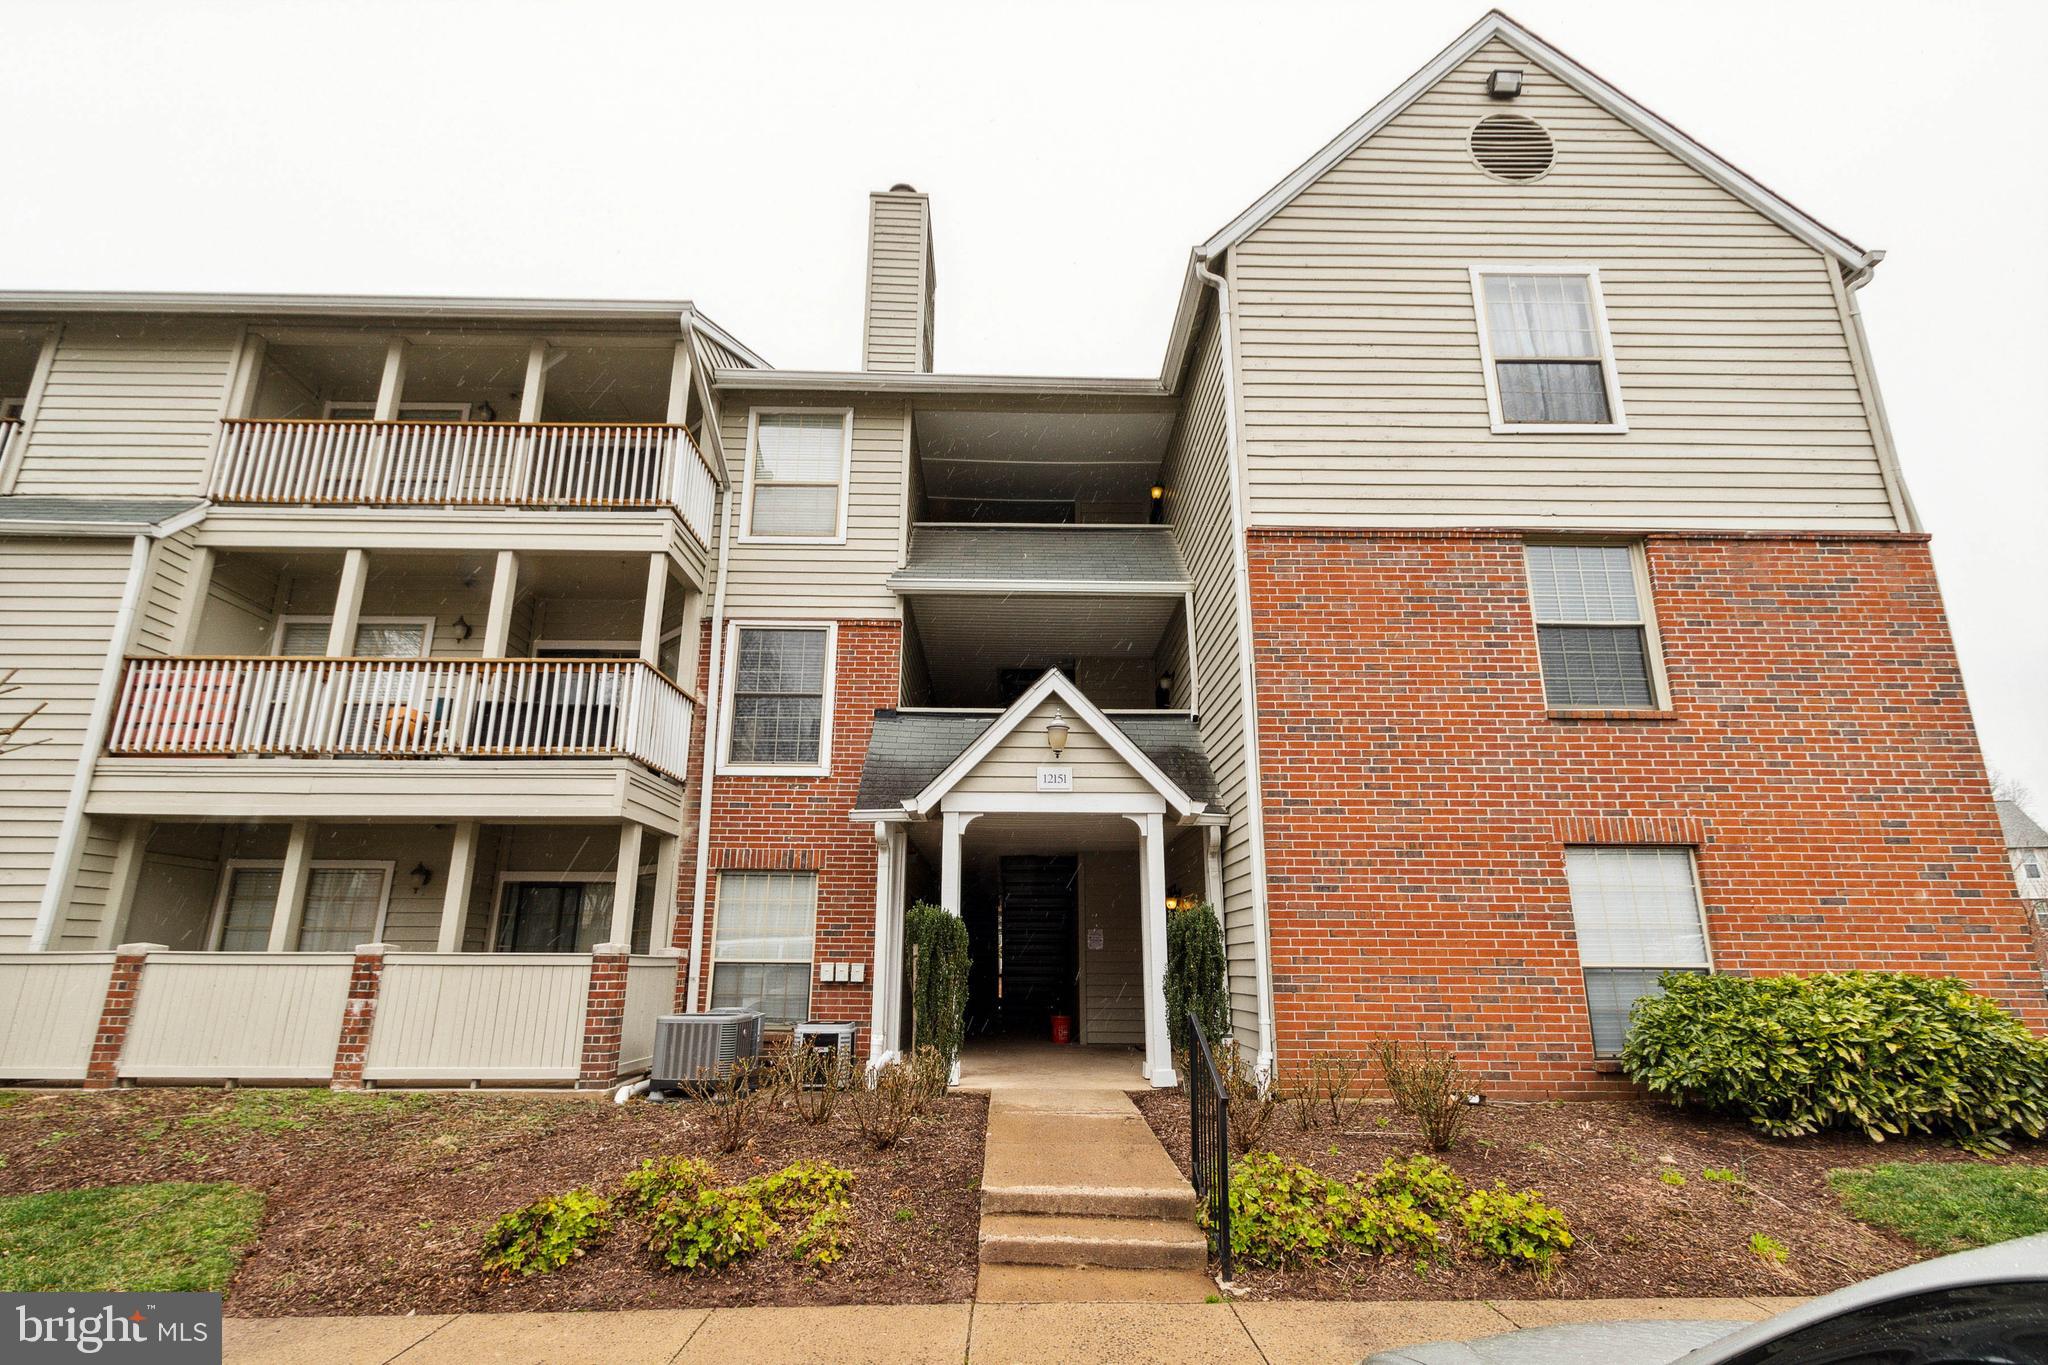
5 0 2044 806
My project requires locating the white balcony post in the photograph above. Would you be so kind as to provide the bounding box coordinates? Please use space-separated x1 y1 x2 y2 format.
512 340 549 498
639 554 668 665
611 822 645 949
1131 811 1176 1088
666 340 694 425
650 832 681 953
97 820 150 950
483 550 519 656
327 549 369 657
364 338 407 496
171 546 215 654
438 821 479 953
267 820 316 953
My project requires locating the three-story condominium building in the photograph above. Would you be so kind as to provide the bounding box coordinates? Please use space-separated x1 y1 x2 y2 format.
1 12 2040 1094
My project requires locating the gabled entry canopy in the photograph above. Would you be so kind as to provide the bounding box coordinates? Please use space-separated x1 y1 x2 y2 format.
902 670 1207 822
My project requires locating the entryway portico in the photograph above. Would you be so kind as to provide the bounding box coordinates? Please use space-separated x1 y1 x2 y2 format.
852 671 1225 1088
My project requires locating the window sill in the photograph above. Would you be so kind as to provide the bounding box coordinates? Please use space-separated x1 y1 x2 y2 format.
716 764 832 779
1547 708 1677 723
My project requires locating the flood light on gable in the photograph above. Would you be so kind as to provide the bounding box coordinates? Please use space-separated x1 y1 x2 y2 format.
1486 68 1524 99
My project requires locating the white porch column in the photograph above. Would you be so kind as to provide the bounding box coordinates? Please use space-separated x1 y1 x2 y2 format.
610 822 645 948
373 338 408 420
939 810 975 915
1204 824 1225 916
638 553 668 665
665 339 694 425
97 820 150 950
518 340 550 423
650 832 681 952
326 549 369 657
266 820 315 953
482 549 519 656
1131 811 1176 1088
438 820 480 952
868 821 905 1065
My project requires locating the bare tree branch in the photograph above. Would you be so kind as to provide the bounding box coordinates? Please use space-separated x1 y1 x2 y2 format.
0 669 46 758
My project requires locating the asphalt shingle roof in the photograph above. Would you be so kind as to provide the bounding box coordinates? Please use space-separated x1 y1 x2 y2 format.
854 708 1221 812
1996 799 2048 850
0 496 203 534
890 525 1187 586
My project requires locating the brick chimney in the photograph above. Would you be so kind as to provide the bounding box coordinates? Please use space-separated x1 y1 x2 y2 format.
862 185 935 372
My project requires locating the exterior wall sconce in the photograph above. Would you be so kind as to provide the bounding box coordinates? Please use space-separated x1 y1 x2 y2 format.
409 861 433 891
452 616 474 641
1149 483 1165 525
1486 68 1524 98
1045 709 1070 755
477 400 498 422
1165 885 1185 911
1156 670 1176 708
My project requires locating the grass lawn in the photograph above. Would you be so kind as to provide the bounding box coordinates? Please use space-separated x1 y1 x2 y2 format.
0 1182 265 1292
1828 1163 2048 1252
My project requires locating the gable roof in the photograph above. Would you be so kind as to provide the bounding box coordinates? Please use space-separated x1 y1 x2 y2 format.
1997 800 2048 851
1199 10 1875 274
898 670 1205 820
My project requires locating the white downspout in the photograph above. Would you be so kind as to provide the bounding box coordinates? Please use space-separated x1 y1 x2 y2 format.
685 480 736 1011
30 532 153 950
1193 252 1278 1079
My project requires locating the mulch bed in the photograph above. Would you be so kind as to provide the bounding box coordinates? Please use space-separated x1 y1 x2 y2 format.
0 1086 986 1315
1135 1088 2048 1301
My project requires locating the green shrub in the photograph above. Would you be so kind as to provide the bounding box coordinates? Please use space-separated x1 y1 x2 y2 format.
1622 971 2048 1149
1374 1038 1472 1152
1459 1183 1574 1276
618 1156 716 1214
1211 1152 1336 1267
1328 1183 1441 1257
1369 1154 1466 1217
1165 901 1230 1057
904 902 970 1066
643 1182 773 1271
481 1189 611 1281
748 1159 856 1264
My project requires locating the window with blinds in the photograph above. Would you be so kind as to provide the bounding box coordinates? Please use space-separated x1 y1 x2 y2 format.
1565 846 1710 1055
277 618 431 658
1472 269 1624 431
747 411 849 538
214 863 389 951
710 871 816 1025
724 625 831 769
1525 543 1659 709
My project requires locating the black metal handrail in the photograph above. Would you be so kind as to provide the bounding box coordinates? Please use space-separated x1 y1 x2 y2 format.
1185 1009 1232 1282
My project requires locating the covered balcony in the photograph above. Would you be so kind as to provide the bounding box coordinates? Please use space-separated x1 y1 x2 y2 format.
207 331 717 543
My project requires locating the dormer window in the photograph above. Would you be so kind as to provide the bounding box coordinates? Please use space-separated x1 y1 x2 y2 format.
1470 267 1626 434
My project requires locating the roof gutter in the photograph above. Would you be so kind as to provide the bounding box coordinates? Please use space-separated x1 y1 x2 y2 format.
1833 250 1922 533
1192 251 1278 1080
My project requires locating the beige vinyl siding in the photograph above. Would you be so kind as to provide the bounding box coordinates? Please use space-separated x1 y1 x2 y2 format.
714 398 907 619
0 538 134 948
1163 314 1259 1041
133 528 202 657
1232 37 1896 532
1079 850 1143 1046
953 699 1151 796
12 321 237 496
863 193 932 372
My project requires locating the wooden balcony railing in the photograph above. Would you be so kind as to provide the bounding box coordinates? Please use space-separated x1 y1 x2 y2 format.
208 419 718 545
107 656 697 782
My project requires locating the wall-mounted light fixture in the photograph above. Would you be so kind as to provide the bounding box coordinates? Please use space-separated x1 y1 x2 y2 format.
1165 885 1185 911
1149 483 1166 525
1045 709 1070 756
1155 670 1176 709
1486 68 1524 99
452 616 474 642
409 861 433 891
477 400 498 422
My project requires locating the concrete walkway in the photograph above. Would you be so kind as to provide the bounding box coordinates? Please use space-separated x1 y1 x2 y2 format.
225 1296 1811 1364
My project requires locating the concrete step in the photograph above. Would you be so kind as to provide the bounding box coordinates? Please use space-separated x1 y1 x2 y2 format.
978 1212 1209 1271
974 1264 1219 1303
980 1182 1199 1220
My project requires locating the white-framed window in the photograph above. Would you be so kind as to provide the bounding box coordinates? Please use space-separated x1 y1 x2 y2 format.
1524 542 1665 710
710 870 816 1025
1470 266 1626 433
274 616 436 659
322 401 472 422
490 873 618 954
718 621 836 775
209 860 394 952
741 408 852 542
1564 846 1711 1056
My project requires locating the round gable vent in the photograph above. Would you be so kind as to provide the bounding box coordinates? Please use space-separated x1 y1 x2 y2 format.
1470 114 1554 181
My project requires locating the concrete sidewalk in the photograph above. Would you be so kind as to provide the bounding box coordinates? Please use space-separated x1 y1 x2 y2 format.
225 1295 1810 1364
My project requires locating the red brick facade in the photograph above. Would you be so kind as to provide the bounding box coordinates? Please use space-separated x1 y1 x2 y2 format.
1247 529 2047 1096
329 944 387 1090
675 620 900 1028
577 946 631 1088
82 947 154 1089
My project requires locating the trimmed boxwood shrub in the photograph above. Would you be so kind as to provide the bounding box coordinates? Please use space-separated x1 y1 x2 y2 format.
1623 970 2048 1149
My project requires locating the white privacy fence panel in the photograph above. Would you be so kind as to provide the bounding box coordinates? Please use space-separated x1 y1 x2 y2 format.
363 953 590 1082
107 657 695 778
620 955 679 1075
0 953 115 1081
120 952 353 1080
210 420 717 543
